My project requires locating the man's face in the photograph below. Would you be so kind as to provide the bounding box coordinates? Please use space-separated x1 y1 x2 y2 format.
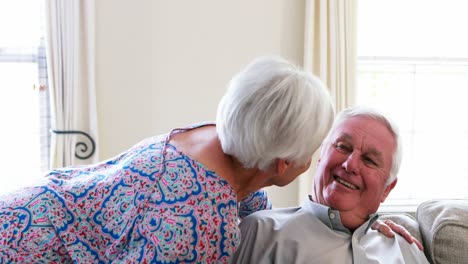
313 116 397 217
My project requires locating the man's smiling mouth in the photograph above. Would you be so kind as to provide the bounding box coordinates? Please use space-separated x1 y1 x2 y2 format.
334 176 359 190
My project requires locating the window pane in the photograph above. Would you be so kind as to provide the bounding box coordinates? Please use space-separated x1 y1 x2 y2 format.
358 0 468 58
357 61 468 202
0 62 43 193
0 0 47 194
0 0 43 48
357 0 468 207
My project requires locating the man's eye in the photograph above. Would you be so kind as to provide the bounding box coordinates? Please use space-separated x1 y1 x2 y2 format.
335 143 351 152
363 157 377 166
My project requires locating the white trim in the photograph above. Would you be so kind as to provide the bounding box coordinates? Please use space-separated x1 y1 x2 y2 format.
358 56 468 65
378 199 425 214
0 53 36 62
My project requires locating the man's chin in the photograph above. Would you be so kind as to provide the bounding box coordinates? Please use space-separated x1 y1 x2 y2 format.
324 193 358 211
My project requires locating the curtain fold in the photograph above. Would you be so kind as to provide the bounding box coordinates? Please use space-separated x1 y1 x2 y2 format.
45 0 98 168
304 0 357 112
299 0 357 203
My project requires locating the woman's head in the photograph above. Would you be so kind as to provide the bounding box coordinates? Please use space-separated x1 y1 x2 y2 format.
216 55 335 171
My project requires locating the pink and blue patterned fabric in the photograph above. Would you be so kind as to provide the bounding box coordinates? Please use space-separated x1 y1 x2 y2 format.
0 123 271 263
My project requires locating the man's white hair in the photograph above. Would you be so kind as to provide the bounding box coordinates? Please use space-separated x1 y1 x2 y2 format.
216 55 335 171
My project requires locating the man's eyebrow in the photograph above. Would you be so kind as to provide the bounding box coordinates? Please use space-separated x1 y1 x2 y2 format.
337 133 385 164
336 133 353 142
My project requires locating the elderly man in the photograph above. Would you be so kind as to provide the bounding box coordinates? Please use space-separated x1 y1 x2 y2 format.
231 106 429 264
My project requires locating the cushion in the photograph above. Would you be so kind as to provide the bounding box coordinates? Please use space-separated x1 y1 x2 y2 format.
417 199 468 264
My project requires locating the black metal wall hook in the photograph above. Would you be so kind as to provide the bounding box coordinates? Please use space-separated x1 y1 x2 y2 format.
51 130 96 160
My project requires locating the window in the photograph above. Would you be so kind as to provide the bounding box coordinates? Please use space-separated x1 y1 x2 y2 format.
0 0 49 193
357 0 468 210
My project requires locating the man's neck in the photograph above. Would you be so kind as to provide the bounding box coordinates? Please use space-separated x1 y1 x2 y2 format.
308 195 369 232
338 211 369 232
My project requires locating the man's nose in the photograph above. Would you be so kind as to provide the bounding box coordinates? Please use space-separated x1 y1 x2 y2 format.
342 152 360 175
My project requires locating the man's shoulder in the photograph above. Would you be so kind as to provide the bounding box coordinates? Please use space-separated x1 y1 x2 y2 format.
393 233 430 263
239 205 318 231
242 206 302 221
358 229 429 263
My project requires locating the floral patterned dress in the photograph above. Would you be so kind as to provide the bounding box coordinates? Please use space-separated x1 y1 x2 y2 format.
0 123 271 263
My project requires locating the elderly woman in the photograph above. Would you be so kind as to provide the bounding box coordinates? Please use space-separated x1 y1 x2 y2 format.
0 55 335 263
0 56 417 263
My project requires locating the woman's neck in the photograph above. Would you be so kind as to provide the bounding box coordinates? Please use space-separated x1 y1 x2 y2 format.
169 126 273 201
224 156 273 201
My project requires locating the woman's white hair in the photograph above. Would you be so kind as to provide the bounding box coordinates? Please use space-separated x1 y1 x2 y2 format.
321 106 402 185
216 55 335 171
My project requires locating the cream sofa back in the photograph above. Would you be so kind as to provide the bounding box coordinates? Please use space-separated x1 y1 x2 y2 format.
417 199 468 264
381 199 468 264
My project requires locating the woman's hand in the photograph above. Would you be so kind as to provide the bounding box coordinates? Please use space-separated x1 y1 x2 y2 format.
371 219 424 251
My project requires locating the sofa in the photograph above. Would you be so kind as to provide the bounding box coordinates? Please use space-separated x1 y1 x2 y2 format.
380 199 468 264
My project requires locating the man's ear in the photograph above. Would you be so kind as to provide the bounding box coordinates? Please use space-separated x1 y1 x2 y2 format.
276 158 291 175
380 178 397 203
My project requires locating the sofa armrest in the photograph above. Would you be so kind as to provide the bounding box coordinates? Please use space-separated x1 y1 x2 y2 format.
417 199 468 264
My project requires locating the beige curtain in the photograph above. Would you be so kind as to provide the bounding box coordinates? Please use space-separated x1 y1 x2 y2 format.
304 0 357 111
45 0 99 168
299 0 358 202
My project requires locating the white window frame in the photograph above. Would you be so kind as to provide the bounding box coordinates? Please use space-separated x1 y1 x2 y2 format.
357 56 468 213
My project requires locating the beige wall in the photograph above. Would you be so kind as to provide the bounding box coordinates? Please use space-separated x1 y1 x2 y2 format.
95 0 308 208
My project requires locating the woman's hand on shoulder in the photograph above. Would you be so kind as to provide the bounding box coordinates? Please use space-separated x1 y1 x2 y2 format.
371 219 424 251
